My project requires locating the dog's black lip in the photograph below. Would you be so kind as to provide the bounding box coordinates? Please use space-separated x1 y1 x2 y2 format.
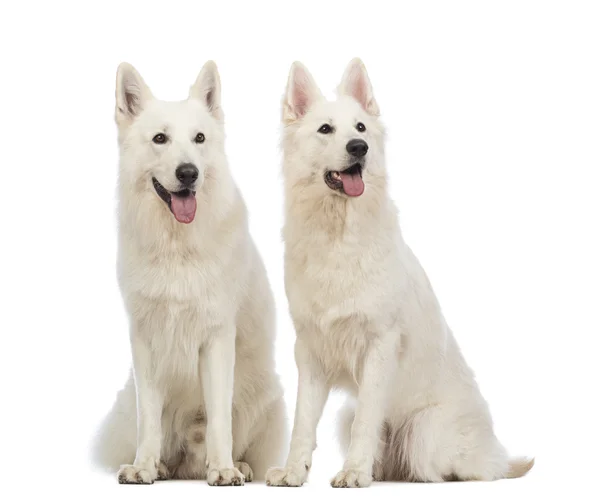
152 177 196 212
324 163 363 192
152 177 171 206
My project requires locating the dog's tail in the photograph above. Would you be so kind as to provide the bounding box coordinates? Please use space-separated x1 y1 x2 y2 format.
505 457 535 478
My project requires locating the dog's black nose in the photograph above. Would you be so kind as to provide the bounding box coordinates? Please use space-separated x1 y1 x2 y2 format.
175 163 199 186
346 139 369 158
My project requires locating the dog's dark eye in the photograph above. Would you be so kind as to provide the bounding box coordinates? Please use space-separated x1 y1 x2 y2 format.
356 122 366 132
152 133 167 144
194 133 205 144
318 124 333 134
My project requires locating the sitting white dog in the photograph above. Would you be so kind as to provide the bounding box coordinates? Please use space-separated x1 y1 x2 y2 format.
93 61 286 486
266 58 533 487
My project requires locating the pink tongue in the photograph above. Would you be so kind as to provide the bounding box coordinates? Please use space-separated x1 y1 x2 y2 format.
170 193 197 223
339 172 365 197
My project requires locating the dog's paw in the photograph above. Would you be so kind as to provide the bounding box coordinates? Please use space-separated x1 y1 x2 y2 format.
234 461 253 482
331 469 372 488
373 461 385 482
156 461 171 481
117 464 157 485
207 466 245 486
265 465 307 487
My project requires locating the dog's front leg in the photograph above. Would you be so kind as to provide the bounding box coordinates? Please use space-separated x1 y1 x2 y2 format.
200 325 244 486
331 333 395 488
266 338 330 487
118 329 164 484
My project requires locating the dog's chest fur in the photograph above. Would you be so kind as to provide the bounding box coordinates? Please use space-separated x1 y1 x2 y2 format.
124 248 231 314
284 196 403 382
118 217 246 389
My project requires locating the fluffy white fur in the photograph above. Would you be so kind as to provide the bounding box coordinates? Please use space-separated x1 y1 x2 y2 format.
266 59 533 488
93 61 287 485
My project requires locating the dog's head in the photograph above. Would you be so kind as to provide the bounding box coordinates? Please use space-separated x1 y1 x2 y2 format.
115 61 224 224
281 58 385 198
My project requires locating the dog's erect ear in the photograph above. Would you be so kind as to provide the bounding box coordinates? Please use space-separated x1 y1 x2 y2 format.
189 61 222 120
115 63 152 125
283 62 323 124
338 58 379 116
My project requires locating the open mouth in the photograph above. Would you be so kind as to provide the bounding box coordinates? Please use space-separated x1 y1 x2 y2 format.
324 163 365 197
152 177 197 224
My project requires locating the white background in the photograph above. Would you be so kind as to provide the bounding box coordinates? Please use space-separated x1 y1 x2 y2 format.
1 1 599 500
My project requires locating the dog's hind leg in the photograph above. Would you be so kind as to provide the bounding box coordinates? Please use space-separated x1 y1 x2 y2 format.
242 397 288 481
92 371 137 471
385 404 519 482
336 398 354 457
172 413 208 480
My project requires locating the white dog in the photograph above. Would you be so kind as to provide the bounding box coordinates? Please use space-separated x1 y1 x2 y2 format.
93 61 286 486
266 59 533 488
